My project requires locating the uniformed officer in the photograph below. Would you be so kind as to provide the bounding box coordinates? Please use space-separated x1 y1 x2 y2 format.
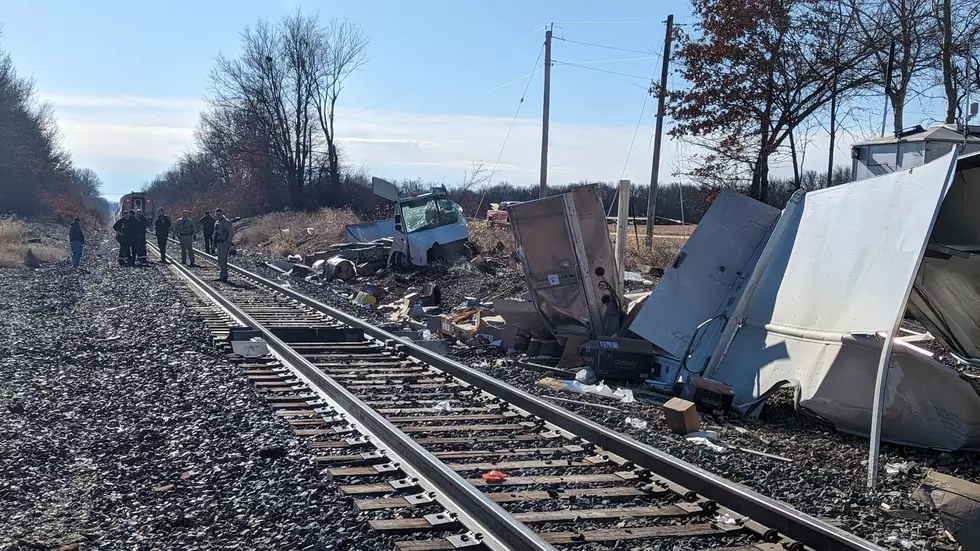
154 208 172 263
199 211 216 255
174 210 197 266
133 210 149 265
112 211 132 266
213 208 234 282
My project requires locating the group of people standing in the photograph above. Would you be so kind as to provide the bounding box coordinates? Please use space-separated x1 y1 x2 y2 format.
112 208 234 281
112 209 150 265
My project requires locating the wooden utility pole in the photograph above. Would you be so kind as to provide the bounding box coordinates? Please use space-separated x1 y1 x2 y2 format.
615 180 631 304
539 25 553 198
645 14 673 247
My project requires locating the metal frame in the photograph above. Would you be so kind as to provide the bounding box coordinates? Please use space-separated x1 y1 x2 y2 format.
156 245 553 551
208 252 882 551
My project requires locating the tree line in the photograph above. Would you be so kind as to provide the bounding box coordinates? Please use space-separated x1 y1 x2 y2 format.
0 30 108 224
669 0 980 203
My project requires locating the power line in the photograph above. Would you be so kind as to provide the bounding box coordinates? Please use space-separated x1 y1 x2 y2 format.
620 92 651 182
486 43 546 189
553 61 652 81
349 66 471 115
552 20 664 25
561 55 660 65
553 37 656 56
345 43 548 139
346 24 548 117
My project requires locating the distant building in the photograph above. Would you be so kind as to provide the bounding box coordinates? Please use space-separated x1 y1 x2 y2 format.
850 124 980 182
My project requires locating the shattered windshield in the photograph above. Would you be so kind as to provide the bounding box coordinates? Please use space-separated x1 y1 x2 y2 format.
401 198 464 233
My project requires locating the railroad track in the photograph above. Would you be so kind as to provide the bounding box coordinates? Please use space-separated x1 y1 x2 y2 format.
150 243 883 551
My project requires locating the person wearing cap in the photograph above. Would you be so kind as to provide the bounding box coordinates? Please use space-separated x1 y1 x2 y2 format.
174 210 197 266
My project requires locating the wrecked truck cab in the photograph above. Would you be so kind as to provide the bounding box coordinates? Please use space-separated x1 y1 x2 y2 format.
369 177 469 270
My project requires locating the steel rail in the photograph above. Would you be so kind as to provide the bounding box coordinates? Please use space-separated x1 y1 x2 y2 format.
193 249 884 551
153 244 554 551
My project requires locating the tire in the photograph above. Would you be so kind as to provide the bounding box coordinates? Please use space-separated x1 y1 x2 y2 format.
390 250 413 272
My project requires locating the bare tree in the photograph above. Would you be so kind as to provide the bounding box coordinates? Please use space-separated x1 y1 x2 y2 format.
931 0 980 124
852 0 938 134
305 18 368 190
209 13 318 207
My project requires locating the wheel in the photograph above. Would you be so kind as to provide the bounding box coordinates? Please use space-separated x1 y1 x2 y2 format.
390 250 412 272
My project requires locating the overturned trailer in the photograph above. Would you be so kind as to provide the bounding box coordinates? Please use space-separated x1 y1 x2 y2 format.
630 150 980 451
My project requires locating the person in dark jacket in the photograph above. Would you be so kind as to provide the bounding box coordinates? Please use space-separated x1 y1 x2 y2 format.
112 210 133 266
133 211 149 264
154 208 172 263
199 211 216 254
68 217 84 269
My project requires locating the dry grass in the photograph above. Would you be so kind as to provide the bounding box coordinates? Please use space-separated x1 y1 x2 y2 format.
238 208 361 257
606 223 696 237
626 238 684 272
0 217 63 268
468 220 516 258
469 218 685 273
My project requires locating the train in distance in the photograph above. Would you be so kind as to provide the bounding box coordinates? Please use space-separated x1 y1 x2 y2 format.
115 192 156 224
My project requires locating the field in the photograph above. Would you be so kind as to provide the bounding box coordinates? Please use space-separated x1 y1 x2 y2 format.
0 218 63 269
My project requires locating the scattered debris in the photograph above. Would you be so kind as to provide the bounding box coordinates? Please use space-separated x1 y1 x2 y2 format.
574 368 597 384
624 417 648 429
885 461 917 475
713 513 740 526
578 337 657 380
680 376 735 416
662 397 700 435
685 435 728 454
543 395 621 412
734 447 793 463
433 400 453 413
152 484 175 492
481 470 508 482
914 470 980 550
884 535 921 550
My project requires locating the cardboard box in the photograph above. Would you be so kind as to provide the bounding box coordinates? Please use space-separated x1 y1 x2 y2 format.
662 398 700 434
578 337 658 380
680 376 735 415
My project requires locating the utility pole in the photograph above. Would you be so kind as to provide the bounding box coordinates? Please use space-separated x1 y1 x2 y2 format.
645 14 673 248
539 25 553 199
881 42 896 138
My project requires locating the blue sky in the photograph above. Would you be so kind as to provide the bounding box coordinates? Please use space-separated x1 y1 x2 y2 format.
0 0 911 200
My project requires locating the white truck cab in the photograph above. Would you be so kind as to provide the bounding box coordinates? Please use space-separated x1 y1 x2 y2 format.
371 178 470 270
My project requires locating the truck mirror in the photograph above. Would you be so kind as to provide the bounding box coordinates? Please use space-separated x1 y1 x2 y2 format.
394 223 402 232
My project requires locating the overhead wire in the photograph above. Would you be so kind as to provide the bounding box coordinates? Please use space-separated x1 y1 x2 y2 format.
553 62 652 80
473 42 546 215
345 24 548 118
560 55 659 65
553 37 656 56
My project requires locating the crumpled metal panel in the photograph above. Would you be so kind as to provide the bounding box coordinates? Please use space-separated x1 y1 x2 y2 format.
703 151 978 449
346 220 395 243
509 185 621 339
628 189 780 376
906 156 980 358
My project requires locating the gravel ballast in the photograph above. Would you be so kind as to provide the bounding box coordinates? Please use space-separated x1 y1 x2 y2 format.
0 233 375 550
243 257 975 550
